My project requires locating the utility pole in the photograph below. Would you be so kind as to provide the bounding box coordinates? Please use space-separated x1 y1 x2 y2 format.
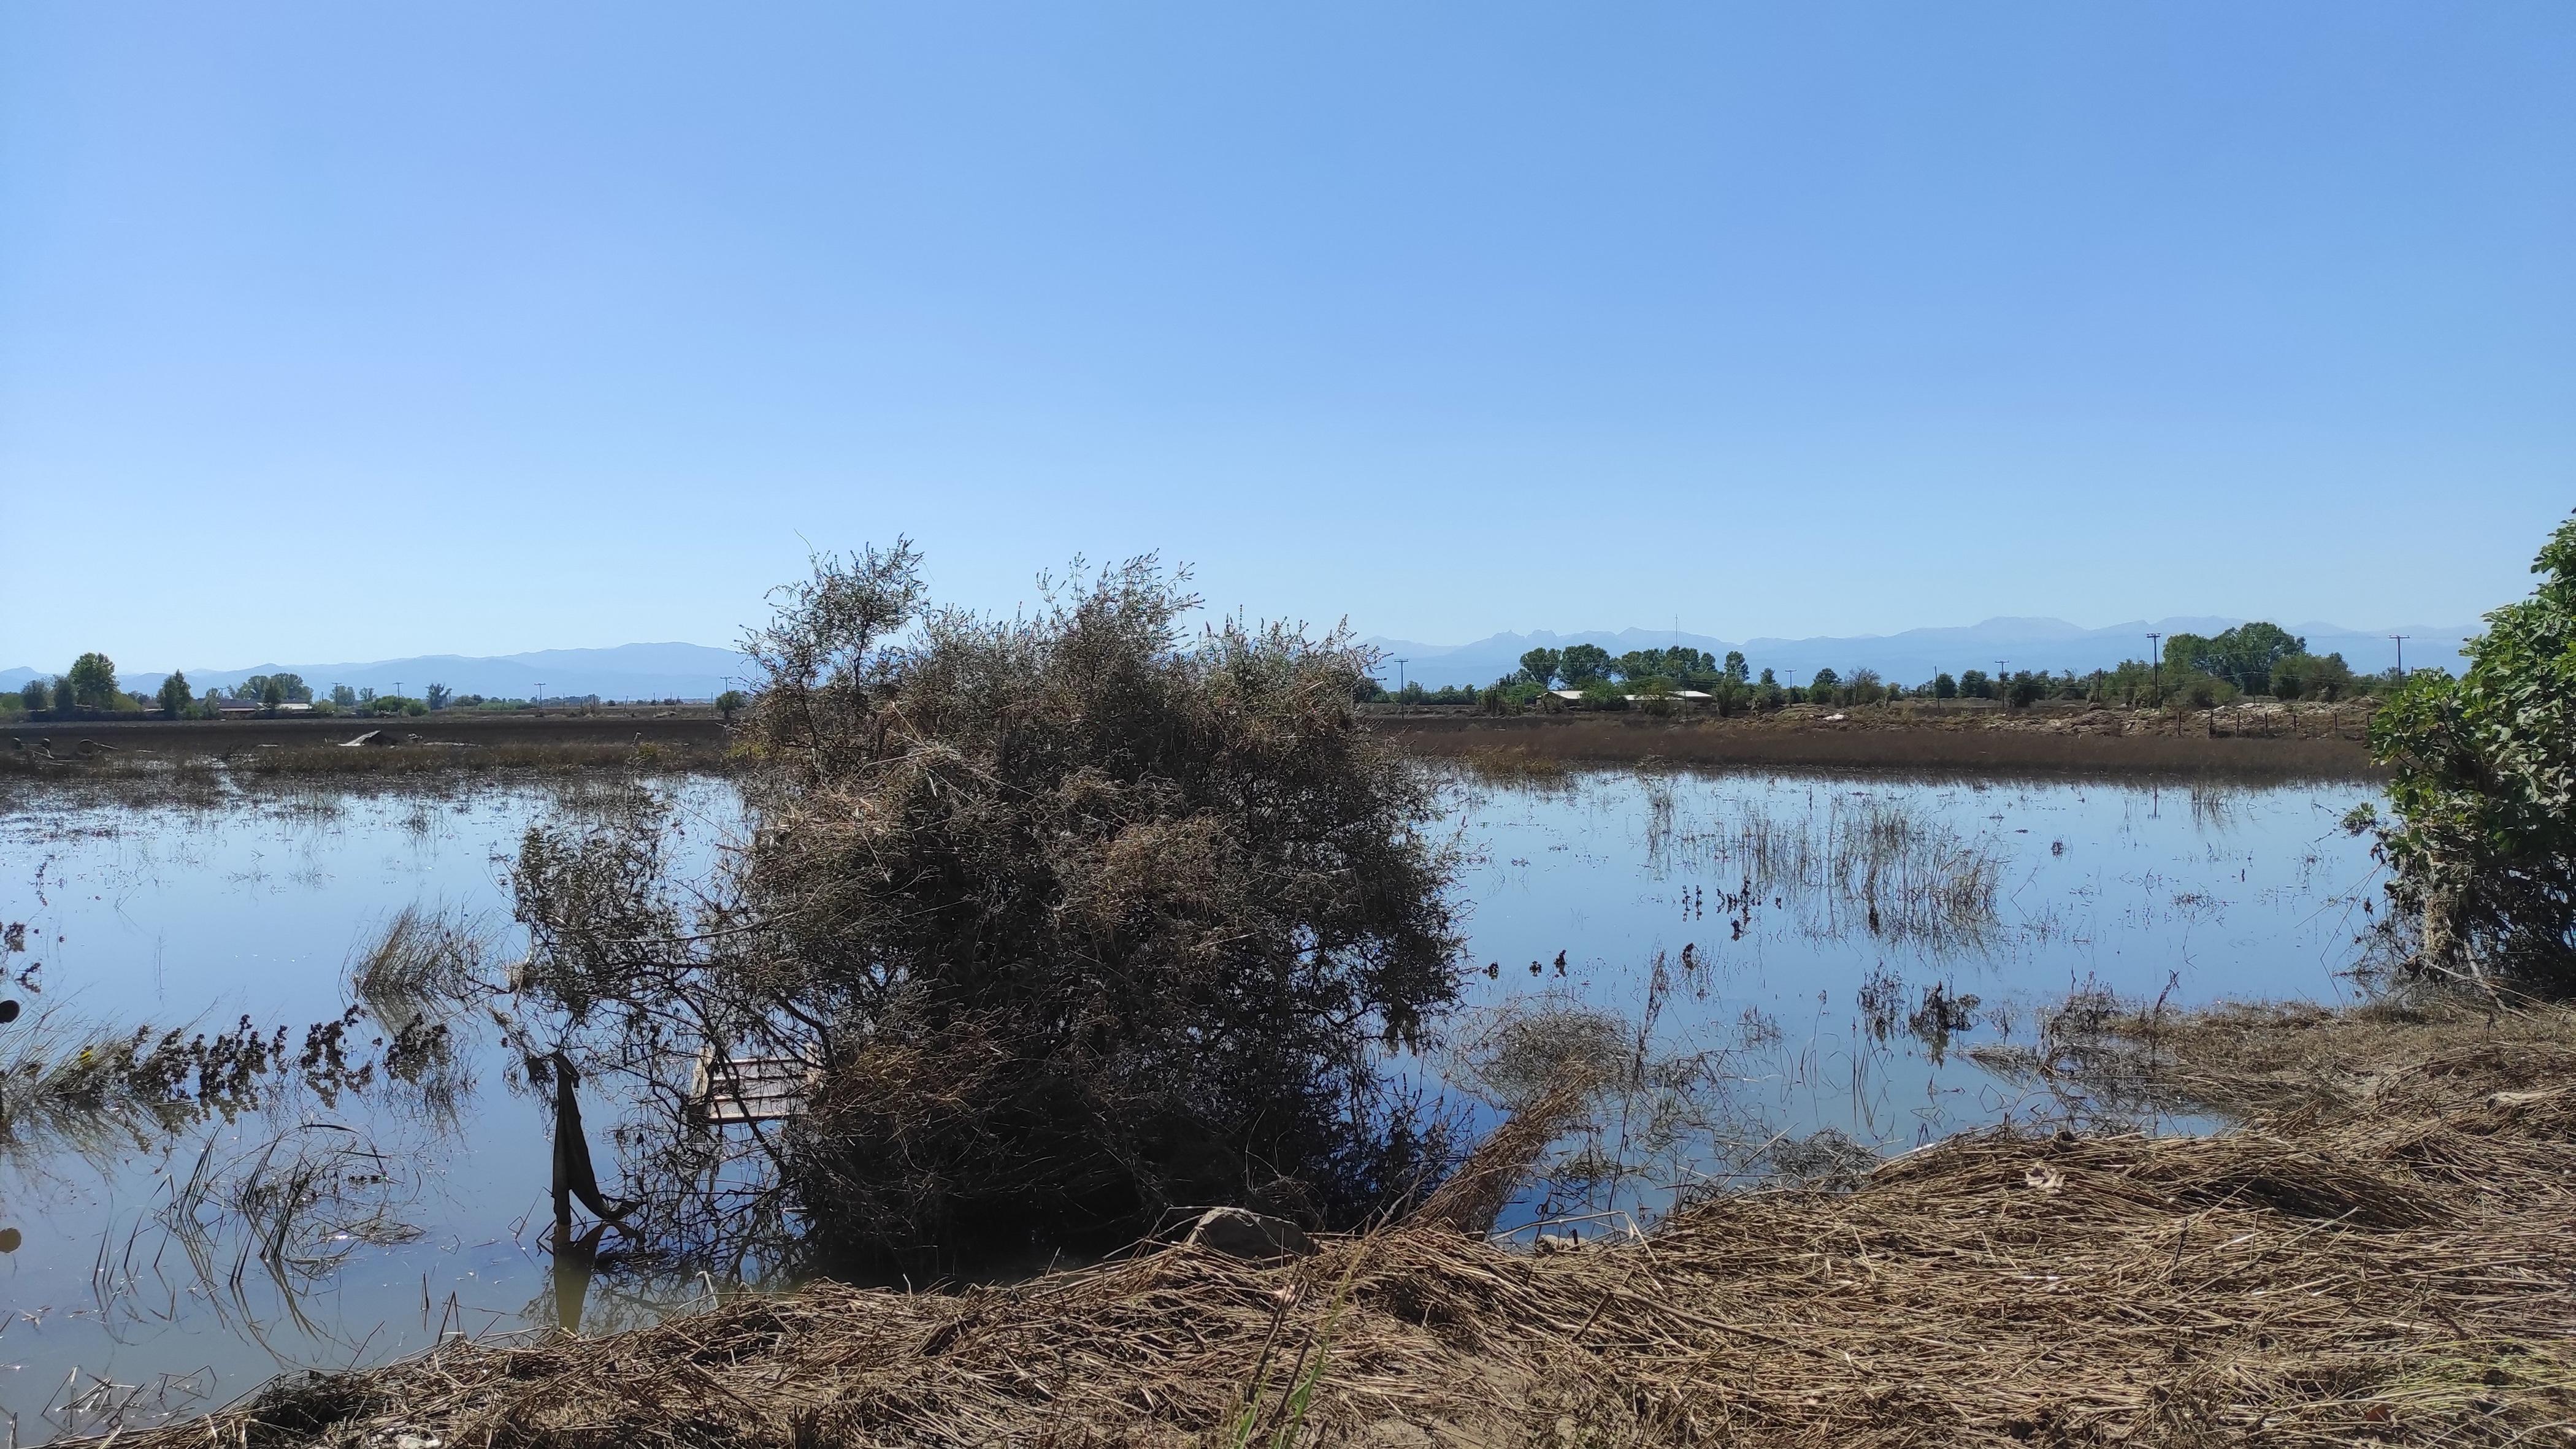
536 682 546 708
2390 635 2408 677
1393 659 1408 695
2146 633 2162 703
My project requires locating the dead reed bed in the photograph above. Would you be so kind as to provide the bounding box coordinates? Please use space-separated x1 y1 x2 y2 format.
110 996 2576 1448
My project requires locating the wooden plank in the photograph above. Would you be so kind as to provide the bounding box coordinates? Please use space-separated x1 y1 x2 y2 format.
687 1048 819 1124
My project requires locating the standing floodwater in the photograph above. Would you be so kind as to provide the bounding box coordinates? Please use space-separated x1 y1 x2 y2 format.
0 768 2381 1440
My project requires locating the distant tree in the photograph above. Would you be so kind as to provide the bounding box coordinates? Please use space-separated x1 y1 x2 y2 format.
18 678 47 711
1808 667 1841 704
716 689 749 722
1932 672 1958 700
1757 667 1776 687
1517 648 1563 688
1620 648 1713 683
2271 651 2355 702
358 687 378 706
331 684 358 708
1558 644 1612 686
2006 671 2046 709
426 682 453 711
157 670 192 717
259 677 286 709
65 652 117 708
1723 651 1749 684
1847 667 1883 705
1958 669 1993 700
2166 625 2304 696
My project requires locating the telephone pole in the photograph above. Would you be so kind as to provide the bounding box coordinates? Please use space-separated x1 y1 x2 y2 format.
1393 659 1408 695
2390 635 2408 676
2147 633 2162 702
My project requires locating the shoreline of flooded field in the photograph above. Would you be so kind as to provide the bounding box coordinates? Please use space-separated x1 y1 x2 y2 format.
0 767 2385 1442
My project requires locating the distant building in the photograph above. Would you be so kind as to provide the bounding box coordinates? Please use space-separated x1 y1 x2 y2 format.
1550 689 1714 703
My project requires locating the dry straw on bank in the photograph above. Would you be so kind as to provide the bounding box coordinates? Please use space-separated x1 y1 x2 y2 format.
115 995 2576 1448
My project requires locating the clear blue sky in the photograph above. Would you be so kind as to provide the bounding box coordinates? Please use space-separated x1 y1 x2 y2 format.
4 2 2569 671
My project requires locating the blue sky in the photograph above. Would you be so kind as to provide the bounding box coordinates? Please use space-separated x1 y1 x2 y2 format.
3 2 2569 672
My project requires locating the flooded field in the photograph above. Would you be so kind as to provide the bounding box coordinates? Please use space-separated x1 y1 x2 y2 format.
0 768 2383 1441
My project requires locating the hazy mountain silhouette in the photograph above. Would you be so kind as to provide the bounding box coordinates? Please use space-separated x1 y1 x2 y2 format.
4 619 2479 700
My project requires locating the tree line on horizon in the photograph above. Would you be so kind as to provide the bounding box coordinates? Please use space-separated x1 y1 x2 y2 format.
0 654 640 721
1363 624 2431 712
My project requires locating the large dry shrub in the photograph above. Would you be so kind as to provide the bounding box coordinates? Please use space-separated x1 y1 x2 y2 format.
515 546 1466 1271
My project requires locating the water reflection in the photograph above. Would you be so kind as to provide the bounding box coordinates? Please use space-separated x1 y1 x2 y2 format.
0 767 2383 1442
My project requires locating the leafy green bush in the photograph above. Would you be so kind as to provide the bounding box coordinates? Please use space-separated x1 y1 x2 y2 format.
2371 515 2576 992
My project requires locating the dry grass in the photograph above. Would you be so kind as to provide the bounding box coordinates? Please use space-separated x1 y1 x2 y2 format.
104 996 2576 1448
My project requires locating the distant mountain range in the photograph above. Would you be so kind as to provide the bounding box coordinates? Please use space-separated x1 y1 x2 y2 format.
1361 617 2481 690
2 618 2482 701
0 643 753 702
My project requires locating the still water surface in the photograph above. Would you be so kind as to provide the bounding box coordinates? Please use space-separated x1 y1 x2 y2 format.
0 768 2382 1440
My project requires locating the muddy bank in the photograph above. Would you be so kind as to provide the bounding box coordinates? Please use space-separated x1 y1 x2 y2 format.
105 997 2576 1447
1382 700 2382 778
10 702 2380 781
4 710 730 778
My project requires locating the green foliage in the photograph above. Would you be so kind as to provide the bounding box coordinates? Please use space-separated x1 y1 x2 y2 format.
240 673 313 706
2371 514 2576 992
18 678 47 711
1723 651 1749 684
1517 648 1562 688
1957 669 1992 700
157 670 192 717
2181 674 2236 709
715 689 750 722
1931 673 1957 700
331 684 358 708
1558 644 1612 686
2004 671 2046 709
2269 651 2355 702
1613 647 1714 685
1577 678 1628 709
2165 624 2304 695
65 652 118 708
425 682 453 711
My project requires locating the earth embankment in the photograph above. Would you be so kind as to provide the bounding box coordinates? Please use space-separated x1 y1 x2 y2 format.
1376 699 2382 778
